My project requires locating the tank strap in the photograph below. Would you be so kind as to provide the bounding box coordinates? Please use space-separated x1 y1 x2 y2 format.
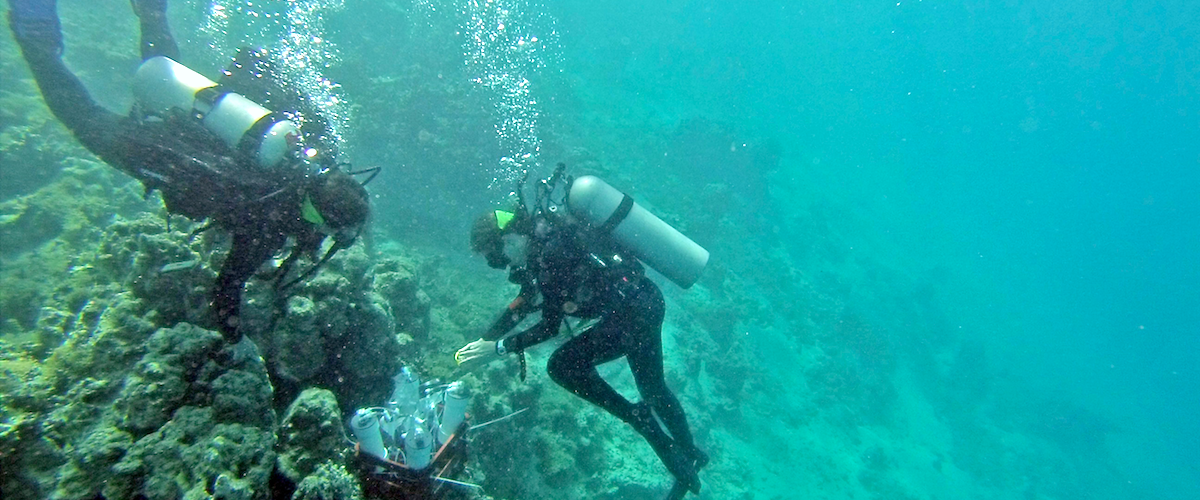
192 86 227 116
597 194 634 234
237 111 284 159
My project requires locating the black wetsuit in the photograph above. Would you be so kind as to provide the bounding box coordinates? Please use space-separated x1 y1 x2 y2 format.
483 222 705 489
9 1 324 344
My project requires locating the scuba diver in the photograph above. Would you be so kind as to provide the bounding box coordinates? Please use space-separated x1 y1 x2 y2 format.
7 0 371 357
455 164 710 498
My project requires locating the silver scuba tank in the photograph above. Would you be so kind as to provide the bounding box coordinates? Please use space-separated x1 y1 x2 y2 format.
133 56 302 168
567 175 710 288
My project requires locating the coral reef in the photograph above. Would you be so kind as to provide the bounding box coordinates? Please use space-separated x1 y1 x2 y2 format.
255 244 417 411
277 388 348 483
0 159 450 499
37 323 277 500
0 160 152 331
291 462 365 500
107 406 275 500
94 212 219 329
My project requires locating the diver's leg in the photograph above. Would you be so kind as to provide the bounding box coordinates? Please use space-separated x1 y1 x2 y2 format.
547 321 684 480
625 285 707 493
626 292 698 448
546 322 633 419
212 230 286 344
7 0 124 156
131 0 178 60
627 328 697 444
627 330 708 489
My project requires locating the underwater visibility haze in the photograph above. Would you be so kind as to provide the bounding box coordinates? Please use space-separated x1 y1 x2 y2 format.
1 0 1197 499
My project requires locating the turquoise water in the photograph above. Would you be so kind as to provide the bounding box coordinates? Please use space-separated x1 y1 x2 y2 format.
543 1 1200 497
2 0 1196 498
471 1 1200 495
383 1 1200 497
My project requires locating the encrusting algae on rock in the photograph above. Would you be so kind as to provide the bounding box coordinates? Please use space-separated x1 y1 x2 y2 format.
0 163 449 499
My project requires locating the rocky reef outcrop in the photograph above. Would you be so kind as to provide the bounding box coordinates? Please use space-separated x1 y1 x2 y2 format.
0 161 440 499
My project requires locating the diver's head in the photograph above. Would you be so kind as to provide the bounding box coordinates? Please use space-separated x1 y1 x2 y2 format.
303 169 370 237
471 209 529 269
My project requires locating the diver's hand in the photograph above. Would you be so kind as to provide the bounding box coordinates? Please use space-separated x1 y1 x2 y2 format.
455 338 499 366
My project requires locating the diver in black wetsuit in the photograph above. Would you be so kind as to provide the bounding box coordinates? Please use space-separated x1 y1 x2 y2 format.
7 0 370 355
456 169 708 498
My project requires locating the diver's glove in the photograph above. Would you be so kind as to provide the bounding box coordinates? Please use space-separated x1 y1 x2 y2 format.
455 338 500 366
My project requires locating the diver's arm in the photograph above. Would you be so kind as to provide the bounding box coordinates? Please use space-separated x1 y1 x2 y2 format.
457 279 558 362
497 233 580 352
456 306 560 365
212 230 287 343
289 228 327 270
481 307 526 342
8 3 125 160
273 230 339 292
481 274 540 341
458 269 540 364
498 304 563 353
132 0 179 60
